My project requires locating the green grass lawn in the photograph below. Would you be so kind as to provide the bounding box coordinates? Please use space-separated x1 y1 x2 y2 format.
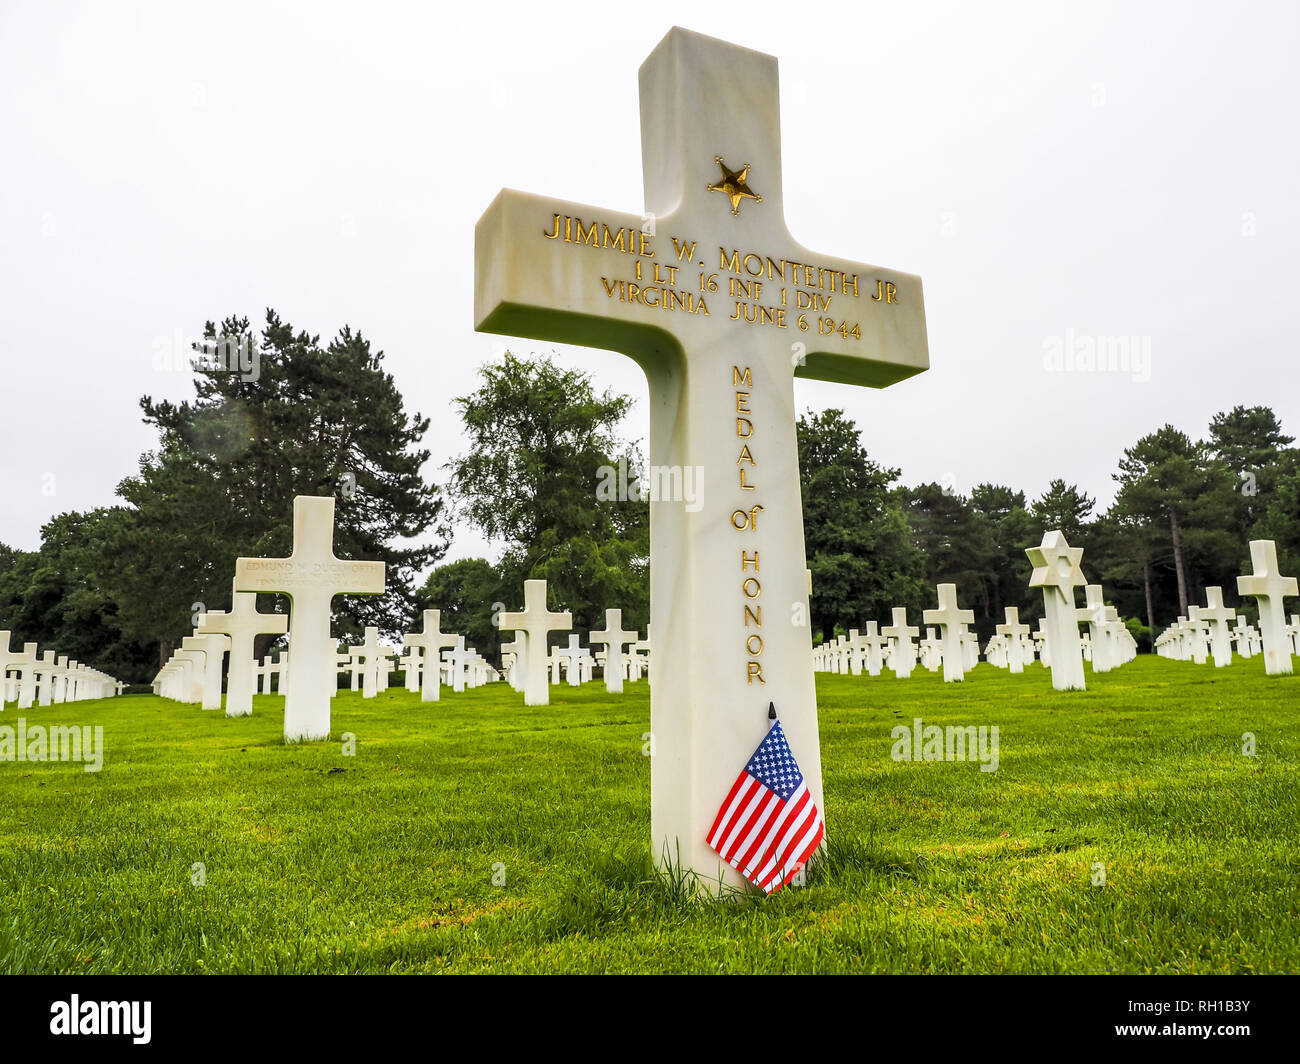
1 655 1296 973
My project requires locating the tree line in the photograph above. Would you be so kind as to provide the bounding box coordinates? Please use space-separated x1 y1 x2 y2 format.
1 310 1293 680
803 405 1298 646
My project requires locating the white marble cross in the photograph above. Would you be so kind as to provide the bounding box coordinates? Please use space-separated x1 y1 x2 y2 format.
197 578 289 717
35 650 59 707
376 642 395 692
235 495 386 740
499 580 572 706
588 609 639 695
406 609 459 702
14 642 38 709
881 607 920 679
1236 540 1297 676
500 635 526 693
474 28 928 889
923 585 974 683
857 622 888 677
996 606 1031 674
1197 587 1236 668
1027 530 1087 691
443 636 470 694
398 645 421 693
182 633 229 710
172 649 207 704
920 628 942 672
1186 608 1211 665
53 654 71 703
557 634 589 687
0 632 24 708
631 628 652 679
1077 585 1118 674
352 627 383 699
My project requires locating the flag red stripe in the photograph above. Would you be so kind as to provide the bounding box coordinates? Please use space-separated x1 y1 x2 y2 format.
722 788 779 866
749 788 813 886
706 771 752 847
769 820 825 893
731 790 786 871
712 777 764 854
752 787 818 889
761 811 824 892
741 786 808 879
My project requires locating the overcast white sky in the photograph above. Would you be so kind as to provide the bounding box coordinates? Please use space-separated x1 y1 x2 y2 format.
2 0 1297 569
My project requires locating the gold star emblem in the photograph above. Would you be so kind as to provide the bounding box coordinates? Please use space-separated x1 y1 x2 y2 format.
706 155 762 216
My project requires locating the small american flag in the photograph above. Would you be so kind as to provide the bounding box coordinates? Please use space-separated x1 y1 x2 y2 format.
706 713 825 893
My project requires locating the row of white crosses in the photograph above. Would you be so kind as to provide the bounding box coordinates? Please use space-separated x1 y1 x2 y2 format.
1018 530 1135 689
153 575 291 711
151 495 387 741
496 583 650 701
811 532 1140 689
1153 540 1298 675
812 589 993 683
158 496 516 728
0 631 125 707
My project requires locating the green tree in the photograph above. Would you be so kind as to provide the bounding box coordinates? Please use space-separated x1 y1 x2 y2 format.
446 352 649 640
1113 425 1239 620
900 482 998 633
418 558 505 656
0 511 157 682
971 483 1038 624
1208 405 1293 483
112 310 446 661
1030 479 1095 543
1208 405 1294 535
797 408 927 640
1252 447 1300 581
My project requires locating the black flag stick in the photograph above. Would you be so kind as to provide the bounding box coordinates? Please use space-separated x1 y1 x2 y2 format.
768 701 777 721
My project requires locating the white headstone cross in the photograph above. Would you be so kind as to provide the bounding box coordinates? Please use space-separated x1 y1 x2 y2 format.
443 636 470 694
405 609 459 703
557 634 589 687
923 585 974 683
1027 530 1087 692
881 607 919 679
235 495 386 740
1077 585 1117 674
182 633 229 710
589 609 640 695
1236 540 1298 676
996 606 1031 675
197 578 290 717
0 632 23 707
473 27 928 890
499 580 572 706
352 627 384 699
1197 586 1237 668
